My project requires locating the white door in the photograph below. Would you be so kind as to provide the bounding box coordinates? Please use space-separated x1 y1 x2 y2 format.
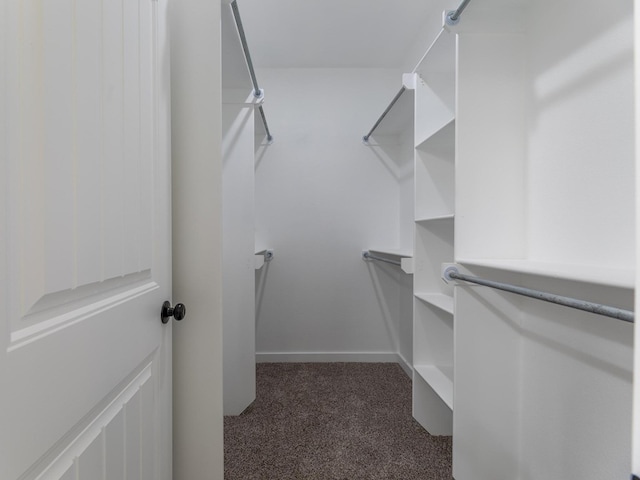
0 0 172 478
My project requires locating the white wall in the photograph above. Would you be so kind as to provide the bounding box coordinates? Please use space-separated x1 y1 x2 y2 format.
254 68 413 364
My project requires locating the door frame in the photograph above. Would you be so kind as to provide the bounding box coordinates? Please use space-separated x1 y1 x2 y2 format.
633 0 640 474
169 0 225 478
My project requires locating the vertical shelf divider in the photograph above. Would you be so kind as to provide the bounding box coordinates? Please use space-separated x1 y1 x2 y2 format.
411 20 456 436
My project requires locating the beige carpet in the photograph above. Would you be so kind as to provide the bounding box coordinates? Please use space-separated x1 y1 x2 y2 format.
224 363 452 479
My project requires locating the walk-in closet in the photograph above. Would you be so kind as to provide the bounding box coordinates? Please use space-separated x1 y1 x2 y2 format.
221 0 639 478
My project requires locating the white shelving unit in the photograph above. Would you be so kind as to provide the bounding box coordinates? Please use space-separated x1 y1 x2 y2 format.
452 1 635 479
361 5 634 477
221 1 264 416
411 23 456 436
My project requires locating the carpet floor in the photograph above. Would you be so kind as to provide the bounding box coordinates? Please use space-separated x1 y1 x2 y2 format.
224 363 452 479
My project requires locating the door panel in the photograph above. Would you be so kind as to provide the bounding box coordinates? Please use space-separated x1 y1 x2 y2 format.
1 0 171 478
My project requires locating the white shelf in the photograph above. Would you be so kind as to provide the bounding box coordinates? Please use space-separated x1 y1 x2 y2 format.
414 365 453 410
414 220 454 295
367 249 414 274
368 248 413 258
415 120 455 220
416 213 454 224
457 258 635 290
415 293 454 315
415 117 455 151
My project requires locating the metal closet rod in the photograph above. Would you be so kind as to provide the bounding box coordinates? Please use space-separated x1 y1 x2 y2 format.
363 251 402 267
230 0 274 142
443 267 634 323
257 105 273 143
362 0 473 142
446 0 472 25
362 86 406 143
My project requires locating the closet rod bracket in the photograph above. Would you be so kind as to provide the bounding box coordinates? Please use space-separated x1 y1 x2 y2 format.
445 11 460 26
442 264 459 283
445 0 472 26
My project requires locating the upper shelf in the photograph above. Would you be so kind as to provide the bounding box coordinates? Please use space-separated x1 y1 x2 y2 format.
366 249 414 275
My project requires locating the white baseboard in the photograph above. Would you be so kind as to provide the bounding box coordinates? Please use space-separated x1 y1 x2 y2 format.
396 352 413 378
256 352 413 378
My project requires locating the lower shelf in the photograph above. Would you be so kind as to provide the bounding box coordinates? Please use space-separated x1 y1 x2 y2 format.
415 292 454 315
412 367 453 435
414 364 453 410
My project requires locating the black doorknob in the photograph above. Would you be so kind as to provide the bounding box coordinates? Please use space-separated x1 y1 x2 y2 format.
161 301 186 324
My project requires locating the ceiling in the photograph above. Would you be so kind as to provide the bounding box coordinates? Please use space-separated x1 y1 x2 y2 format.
231 0 439 69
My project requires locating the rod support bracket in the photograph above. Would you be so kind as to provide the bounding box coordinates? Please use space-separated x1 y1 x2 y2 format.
362 250 371 261
442 264 459 283
445 10 460 26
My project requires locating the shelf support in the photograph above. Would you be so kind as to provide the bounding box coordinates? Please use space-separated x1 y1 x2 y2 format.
442 266 634 323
